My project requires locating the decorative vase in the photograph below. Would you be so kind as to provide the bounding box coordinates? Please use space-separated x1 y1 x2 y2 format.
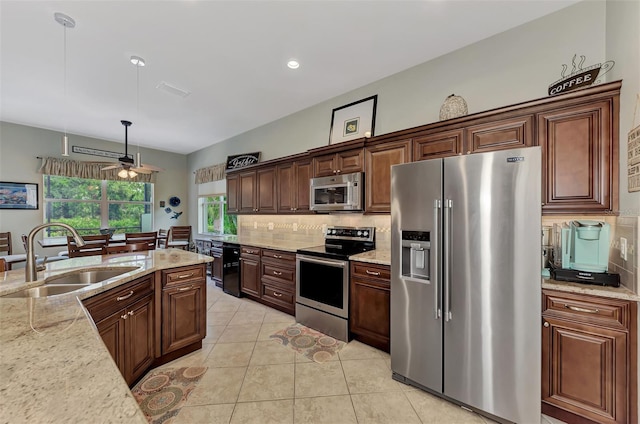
439 94 468 121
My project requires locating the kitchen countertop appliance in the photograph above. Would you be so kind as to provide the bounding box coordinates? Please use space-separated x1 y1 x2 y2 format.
391 147 541 423
296 226 375 341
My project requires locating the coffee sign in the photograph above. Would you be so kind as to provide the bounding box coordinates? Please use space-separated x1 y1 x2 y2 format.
225 152 261 171
548 55 614 96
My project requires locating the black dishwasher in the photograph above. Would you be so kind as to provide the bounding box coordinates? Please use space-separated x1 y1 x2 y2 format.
222 242 241 297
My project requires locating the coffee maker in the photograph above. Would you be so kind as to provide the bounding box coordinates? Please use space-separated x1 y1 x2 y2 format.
561 220 609 272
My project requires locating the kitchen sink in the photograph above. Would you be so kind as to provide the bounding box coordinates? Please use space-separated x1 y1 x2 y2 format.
2 284 89 298
43 267 139 285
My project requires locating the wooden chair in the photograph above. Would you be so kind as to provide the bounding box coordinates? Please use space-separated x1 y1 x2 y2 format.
103 242 149 255
0 258 6 273
125 231 157 250
166 226 192 250
67 234 109 258
157 229 168 248
0 231 29 270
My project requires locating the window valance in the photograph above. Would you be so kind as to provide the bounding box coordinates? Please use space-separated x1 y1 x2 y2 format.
39 157 155 183
194 163 226 184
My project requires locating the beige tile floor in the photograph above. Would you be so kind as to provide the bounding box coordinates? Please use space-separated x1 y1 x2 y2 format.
149 278 564 424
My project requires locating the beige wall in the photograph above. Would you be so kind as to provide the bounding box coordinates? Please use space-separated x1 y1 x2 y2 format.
0 122 189 257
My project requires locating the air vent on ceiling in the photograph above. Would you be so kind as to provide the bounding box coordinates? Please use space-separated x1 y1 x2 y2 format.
156 81 191 98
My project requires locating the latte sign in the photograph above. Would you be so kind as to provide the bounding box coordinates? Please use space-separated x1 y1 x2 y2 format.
225 152 261 171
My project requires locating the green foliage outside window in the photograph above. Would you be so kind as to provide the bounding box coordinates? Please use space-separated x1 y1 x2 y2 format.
200 195 236 235
43 175 153 236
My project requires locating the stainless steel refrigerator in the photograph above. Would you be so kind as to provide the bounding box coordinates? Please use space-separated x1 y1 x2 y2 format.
391 147 541 423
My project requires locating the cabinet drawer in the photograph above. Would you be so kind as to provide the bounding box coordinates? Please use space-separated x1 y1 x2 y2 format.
261 263 295 287
162 265 205 287
261 283 294 308
241 246 261 256
542 290 630 330
84 275 154 323
351 262 391 282
262 249 295 263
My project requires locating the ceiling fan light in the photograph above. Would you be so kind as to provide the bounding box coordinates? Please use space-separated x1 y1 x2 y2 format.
128 170 138 178
118 169 129 178
61 134 70 156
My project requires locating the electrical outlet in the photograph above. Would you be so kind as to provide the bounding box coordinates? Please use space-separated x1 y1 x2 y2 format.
253 221 257 229
292 223 298 232
620 237 628 261
268 222 274 230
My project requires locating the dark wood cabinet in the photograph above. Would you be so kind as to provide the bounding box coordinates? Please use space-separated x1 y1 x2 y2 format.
313 148 364 177
226 174 239 213
260 249 296 315
277 159 311 213
365 139 411 213
538 98 618 214
161 265 206 355
350 261 391 352
240 246 261 297
542 290 637 424
234 167 277 214
84 275 155 386
413 129 463 161
465 114 533 154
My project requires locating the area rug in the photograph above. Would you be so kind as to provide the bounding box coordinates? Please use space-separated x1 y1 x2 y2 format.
270 323 345 363
131 366 207 423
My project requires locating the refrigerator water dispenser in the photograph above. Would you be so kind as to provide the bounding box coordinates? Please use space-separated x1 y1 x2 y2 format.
401 231 430 280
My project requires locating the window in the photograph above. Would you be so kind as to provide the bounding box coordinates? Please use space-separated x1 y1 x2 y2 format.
198 195 237 235
43 175 153 237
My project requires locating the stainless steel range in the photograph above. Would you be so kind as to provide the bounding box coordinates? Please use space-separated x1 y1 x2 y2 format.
296 226 375 341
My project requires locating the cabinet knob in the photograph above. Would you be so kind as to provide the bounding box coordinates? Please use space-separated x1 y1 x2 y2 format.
291 208 294 211
121 314 128 320
466 151 471 155
541 203 545 206
543 321 549 327
337 170 341 174
128 310 134 316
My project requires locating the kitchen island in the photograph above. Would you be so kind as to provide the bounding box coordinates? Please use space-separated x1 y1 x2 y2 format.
0 249 212 423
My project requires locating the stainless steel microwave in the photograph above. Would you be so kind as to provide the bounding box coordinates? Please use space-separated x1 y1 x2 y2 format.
309 172 363 212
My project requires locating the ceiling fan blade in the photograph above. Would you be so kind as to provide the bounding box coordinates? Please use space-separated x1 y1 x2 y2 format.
138 163 164 172
101 165 119 171
131 167 153 174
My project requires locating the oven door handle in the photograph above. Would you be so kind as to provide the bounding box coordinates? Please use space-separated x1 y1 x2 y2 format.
297 255 347 268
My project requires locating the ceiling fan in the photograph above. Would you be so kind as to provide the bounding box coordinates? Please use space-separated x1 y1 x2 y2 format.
101 120 163 178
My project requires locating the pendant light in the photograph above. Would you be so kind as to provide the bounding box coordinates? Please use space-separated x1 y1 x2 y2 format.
55 12 75 156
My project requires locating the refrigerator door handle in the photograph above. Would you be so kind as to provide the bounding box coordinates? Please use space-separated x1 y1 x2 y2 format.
443 199 452 322
433 199 441 319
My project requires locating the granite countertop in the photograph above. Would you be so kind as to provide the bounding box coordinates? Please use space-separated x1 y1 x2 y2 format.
542 278 640 302
194 235 320 253
349 249 391 266
0 249 213 423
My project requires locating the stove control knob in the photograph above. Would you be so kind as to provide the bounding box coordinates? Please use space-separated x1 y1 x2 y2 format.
363 231 369 237
357 231 362 236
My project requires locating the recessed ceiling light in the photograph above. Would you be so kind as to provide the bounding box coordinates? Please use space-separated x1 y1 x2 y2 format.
130 55 145 67
287 59 300 69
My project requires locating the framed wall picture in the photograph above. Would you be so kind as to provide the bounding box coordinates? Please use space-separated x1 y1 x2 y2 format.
0 181 39 210
329 95 377 145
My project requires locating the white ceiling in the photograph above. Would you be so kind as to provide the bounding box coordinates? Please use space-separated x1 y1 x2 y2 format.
1 0 580 155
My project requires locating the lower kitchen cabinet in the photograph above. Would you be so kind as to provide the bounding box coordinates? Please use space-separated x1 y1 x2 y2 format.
542 290 637 424
350 261 391 352
211 242 223 287
83 275 155 386
261 249 296 315
161 265 207 355
240 246 261 297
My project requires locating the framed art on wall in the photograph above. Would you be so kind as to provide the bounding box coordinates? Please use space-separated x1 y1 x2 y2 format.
0 181 38 209
329 95 377 145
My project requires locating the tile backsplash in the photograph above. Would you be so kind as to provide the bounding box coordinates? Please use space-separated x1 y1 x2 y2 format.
237 214 391 249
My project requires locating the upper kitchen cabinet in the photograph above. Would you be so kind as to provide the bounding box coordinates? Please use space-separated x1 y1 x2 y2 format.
313 148 364 177
226 174 239 213
538 92 619 214
365 139 411 213
464 114 533 154
277 158 312 213
413 129 463 161
235 167 277 214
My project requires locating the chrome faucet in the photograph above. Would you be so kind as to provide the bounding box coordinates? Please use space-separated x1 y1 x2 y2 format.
25 223 85 282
